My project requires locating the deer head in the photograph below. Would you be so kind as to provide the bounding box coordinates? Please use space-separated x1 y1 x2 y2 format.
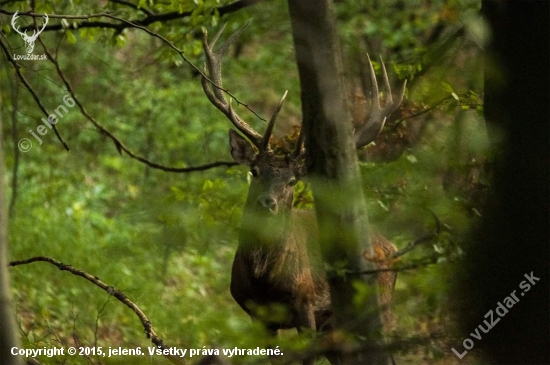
201 24 305 222
229 128 304 217
11 11 48 54
201 24 406 220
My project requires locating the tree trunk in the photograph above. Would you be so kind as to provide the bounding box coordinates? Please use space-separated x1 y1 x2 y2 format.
0 111 22 364
288 1 390 364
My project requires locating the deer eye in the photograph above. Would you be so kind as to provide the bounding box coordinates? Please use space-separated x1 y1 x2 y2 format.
288 178 297 187
250 168 259 177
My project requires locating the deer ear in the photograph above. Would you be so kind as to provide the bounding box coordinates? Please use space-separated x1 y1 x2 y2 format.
229 130 256 165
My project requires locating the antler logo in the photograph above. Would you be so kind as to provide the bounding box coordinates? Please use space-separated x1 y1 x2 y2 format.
11 11 48 54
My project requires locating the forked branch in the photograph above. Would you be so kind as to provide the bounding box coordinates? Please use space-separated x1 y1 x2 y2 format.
36 38 236 173
9 256 186 365
0 38 70 150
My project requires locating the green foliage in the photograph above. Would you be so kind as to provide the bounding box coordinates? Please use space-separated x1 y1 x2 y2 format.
1 0 485 363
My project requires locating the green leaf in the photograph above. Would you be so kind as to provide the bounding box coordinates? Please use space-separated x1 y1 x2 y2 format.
441 82 454 94
202 179 214 191
171 186 186 201
116 34 126 47
65 31 77 44
377 200 389 211
406 154 418 163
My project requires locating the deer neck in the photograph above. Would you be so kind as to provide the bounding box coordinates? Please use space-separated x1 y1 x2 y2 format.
238 207 302 280
239 207 293 249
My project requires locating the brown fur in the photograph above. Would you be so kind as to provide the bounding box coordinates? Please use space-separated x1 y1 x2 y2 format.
201 25 404 364
228 131 397 364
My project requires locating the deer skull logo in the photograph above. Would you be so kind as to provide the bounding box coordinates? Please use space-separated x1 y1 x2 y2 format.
11 11 48 54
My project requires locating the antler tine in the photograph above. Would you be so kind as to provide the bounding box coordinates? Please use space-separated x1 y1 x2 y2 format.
218 21 249 56
379 55 407 116
28 14 48 41
201 21 263 148
261 90 288 151
209 22 228 49
202 30 227 103
380 56 393 104
355 54 407 148
291 124 305 158
11 11 25 36
201 66 227 110
38 14 48 34
227 100 263 147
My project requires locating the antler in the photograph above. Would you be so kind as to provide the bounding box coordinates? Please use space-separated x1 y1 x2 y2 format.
355 55 407 148
10 12 48 39
11 11 26 37
201 23 287 152
31 14 48 40
290 119 305 158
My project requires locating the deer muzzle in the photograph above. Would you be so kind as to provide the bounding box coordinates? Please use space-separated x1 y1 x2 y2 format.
256 195 278 214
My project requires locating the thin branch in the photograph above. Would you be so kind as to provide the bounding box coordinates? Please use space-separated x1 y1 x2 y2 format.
38 39 237 173
390 95 452 131
9 256 186 365
390 209 441 259
93 296 111 359
351 257 442 276
69 307 80 350
0 0 26 7
102 14 266 122
2 5 267 122
3 5 263 169
0 9 113 20
273 325 446 365
108 0 155 17
0 0 259 32
390 232 438 260
40 314 65 351
6 66 19 217
351 210 443 277
0 37 70 150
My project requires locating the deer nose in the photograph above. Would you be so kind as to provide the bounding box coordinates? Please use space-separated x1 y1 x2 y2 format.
257 195 277 213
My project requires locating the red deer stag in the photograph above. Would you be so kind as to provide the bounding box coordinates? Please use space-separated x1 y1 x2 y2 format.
201 24 406 364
